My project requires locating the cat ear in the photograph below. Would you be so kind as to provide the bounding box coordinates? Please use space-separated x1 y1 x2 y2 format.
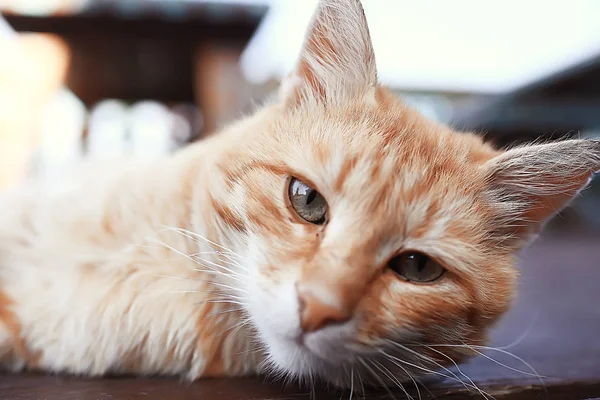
483 139 600 243
279 0 377 108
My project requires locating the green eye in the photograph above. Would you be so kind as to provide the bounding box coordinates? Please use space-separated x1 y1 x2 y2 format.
288 177 328 224
388 252 445 283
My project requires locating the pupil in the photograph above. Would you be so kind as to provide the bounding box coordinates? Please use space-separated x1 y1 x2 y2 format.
416 255 427 272
306 190 317 205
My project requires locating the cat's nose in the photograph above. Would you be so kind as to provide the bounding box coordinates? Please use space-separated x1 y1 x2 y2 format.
297 284 352 332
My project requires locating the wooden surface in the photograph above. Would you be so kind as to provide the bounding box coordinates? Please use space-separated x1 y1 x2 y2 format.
2 233 600 399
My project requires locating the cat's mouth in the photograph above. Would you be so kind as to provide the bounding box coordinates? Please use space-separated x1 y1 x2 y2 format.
290 327 359 364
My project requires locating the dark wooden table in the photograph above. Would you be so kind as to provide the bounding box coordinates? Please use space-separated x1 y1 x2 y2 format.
2 233 600 399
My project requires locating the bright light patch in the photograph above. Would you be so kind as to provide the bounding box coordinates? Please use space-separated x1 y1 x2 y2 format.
240 0 600 94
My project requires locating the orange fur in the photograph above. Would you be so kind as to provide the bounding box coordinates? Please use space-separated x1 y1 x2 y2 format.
1 0 599 391
0 289 38 367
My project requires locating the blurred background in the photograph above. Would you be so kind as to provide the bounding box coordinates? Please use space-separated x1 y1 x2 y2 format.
1 0 600 233
2 3 600 396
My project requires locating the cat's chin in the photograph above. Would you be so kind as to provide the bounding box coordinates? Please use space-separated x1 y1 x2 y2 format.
262 327 369 388
266 337 352 385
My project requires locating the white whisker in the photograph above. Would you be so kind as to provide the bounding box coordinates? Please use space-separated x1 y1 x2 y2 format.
196 299 245 307
162 226 245 262
208 307 244 317
191 267 245 285
388 353 421 400
358 357 396 400
204 291 246 302
380 349 478 396
197 280 248 294
191 255 246 281
373 359 413 400
422 345 493 400
146 238 246 288
383 340 496 400
383 340 478 395
349 366 355 400
497 311 540 351
216 317 252 338
356 367 366 397
161 290 200 294
140 272 193 281
426 344 550 380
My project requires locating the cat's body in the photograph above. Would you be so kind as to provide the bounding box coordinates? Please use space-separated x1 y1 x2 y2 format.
1 0 599 391
0 125 263 377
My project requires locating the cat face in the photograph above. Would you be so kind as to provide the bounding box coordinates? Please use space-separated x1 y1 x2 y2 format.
208 0 600 388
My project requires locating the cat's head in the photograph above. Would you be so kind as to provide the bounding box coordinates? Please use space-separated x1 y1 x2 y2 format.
207 0 600 388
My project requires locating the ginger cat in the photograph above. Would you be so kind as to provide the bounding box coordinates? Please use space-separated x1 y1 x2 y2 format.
1 0 599 392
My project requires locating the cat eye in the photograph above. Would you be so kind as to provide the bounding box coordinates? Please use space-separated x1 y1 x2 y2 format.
288 177 328 224
388 252 445 283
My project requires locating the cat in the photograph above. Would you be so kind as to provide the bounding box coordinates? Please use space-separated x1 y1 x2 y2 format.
1 0 599 392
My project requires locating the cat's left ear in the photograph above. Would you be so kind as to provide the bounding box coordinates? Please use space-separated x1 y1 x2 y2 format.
279 0 377 108
483 139 600 243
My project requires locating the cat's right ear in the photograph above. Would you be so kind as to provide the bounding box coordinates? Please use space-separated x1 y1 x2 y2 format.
279 0 378 108
483 139 600 245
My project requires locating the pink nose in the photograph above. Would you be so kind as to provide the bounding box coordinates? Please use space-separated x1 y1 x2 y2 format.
297 286 352 332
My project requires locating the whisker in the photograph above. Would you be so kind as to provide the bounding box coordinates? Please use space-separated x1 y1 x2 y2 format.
213 252 247 269
141 269 248 299
472 346 543 375
422 345 494 400
191 255 246 280
355 363 366 398
207 307 245 317
163 226 246 262
186 250 245 268
214 317 252 338
191 252 247 272
349 366 354 400
140 272 194 281
373 359 413 400
309 372 316 400
464 345 548 397
380 349 476 396
190 251 245 268
383 340 480 396
146 238 245 286
204 291 246 302
358 357 396 400
426 344 550 380
497 311 540 351
161 290 201 294
147 238 207 267
196 280 248 294
386 353 421 400
196 299 245 307
190 266 245 285
236 347 259 357
413 376 436 400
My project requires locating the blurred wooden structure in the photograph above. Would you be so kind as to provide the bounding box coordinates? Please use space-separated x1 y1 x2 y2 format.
2 1 266 136
0 33 70 189
452 54 600 146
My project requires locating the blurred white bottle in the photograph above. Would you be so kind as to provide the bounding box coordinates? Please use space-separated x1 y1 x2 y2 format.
35 88 86 186
128 101 175 157
87 99 129 159
171 103 203 144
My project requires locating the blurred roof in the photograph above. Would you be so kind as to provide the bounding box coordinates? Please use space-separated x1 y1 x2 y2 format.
240 0 600 94
0 0 266 20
